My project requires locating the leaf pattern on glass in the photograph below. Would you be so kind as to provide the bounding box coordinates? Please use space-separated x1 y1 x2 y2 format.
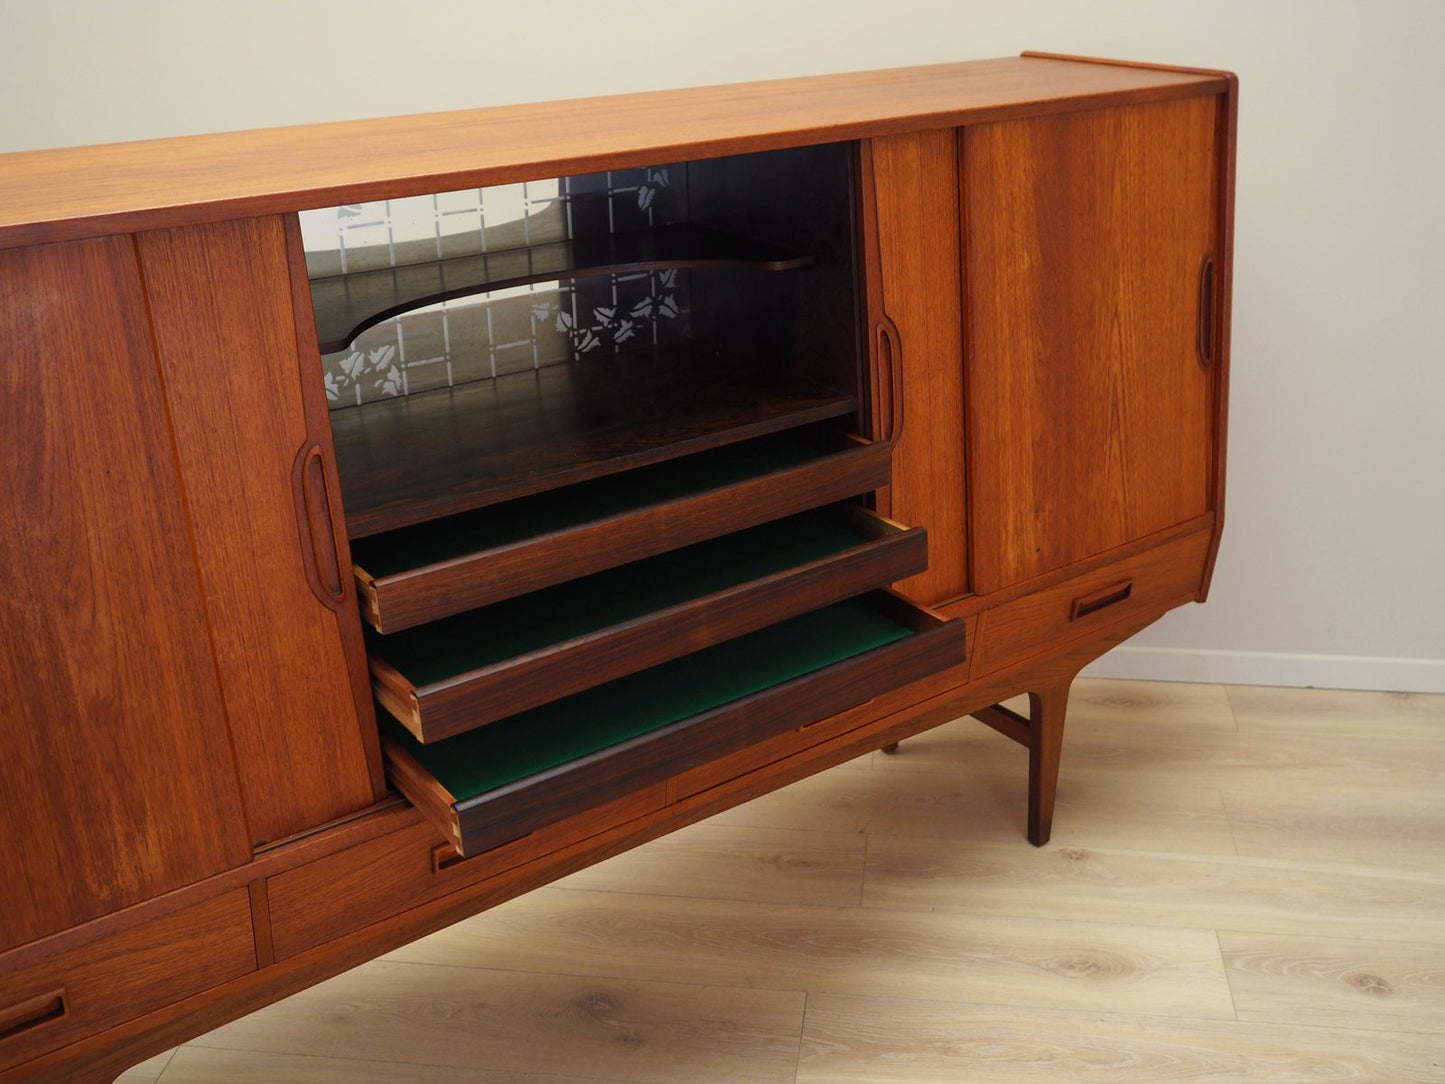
317 167 689 411
376 364 403 397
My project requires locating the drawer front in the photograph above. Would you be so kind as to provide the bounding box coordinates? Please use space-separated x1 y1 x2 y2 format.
0 889 254 1072
370 505 927 743
267 783 667 961
970 528 1211 678
353 431 892 633
385 591 965 855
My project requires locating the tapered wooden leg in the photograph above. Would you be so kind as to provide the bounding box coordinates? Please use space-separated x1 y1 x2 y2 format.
1025 682 1071 846
880 742 901 754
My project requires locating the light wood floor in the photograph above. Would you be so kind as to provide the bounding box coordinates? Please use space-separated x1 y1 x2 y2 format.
119 679 1445 1083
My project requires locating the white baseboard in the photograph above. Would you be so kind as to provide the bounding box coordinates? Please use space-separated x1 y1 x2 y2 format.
1080 646 1445 694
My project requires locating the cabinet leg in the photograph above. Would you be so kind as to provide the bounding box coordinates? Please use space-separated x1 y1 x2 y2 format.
1025 682 1071 847
880 742 901 755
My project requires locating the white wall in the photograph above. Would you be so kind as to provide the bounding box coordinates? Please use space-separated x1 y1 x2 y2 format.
3 1 1441 692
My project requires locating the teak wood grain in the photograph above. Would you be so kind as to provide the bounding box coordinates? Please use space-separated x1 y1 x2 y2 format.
354 433 892 630
386 592 964 855
0 58 1224 249
862 128 970 605
0 595 1185 1084
370 507 928 742
137 216 383 845
0 890 255 1072
963 95 1220 591
0 237 251 951
331 342 857 538
969 526 1212 678
0 53 1233 1084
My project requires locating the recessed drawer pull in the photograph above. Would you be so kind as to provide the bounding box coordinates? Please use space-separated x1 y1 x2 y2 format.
429 837 528 874
0 990 67 1042
1070 580 1133 621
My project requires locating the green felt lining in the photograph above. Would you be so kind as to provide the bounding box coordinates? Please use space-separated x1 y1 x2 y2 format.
380 597 911 801
369 509 873 686
351 431 827 578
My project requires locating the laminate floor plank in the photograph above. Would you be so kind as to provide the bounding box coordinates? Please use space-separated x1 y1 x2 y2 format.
184 961 806 1084
1226 685 1445 734
796 993 1445 1083
1223 785 1445 871
555 823 869 907
387 886 1236 1020
115 1050 175 1084
862 837 1445 941
1220 930 1445 1034
150 680 1445 1082
154 1046 645 1084
706 752 1238 855
873 712 1443 794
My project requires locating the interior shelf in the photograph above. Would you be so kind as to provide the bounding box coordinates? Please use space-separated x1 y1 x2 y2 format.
310 223 813 352
349 428 891 631
381 591 964 855
368 505 927 741
331 341 858 539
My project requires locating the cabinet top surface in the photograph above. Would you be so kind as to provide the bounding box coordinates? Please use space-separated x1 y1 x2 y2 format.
0 54 1226 249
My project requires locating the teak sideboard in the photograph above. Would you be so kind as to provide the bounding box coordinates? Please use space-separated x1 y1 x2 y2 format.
0 53 1235 1082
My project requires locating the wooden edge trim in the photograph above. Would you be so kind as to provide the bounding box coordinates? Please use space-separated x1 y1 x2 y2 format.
342 391 858 540
366 434 893 629
856 138 886 459
1198 70 1239 600
368 656 423 736
282 212 387 799
246 880 275 969
971 702 1031 747
942 513 1214 617
438 593 963 852
378 740 464 854
0 64 1224 253
1020 50 1237 82
401 523 930 741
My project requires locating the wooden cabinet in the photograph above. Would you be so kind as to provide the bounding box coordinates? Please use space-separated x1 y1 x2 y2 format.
963 96 1222 592
137 216 384 845
0 53 1234 1083
0 237 251 951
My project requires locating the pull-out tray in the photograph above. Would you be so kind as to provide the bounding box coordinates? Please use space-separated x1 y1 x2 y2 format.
382 591 963 856
369 505 927 742
351 429 891 632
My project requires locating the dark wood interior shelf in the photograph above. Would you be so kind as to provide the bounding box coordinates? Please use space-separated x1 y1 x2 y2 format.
350 429 891 632
382 591 964 855
369 505 927 740
332 342 857 539
310 223 814 352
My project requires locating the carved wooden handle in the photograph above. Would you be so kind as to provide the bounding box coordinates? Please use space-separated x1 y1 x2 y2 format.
292 443 347 606
875 317 905 445
1197 256 1215 368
